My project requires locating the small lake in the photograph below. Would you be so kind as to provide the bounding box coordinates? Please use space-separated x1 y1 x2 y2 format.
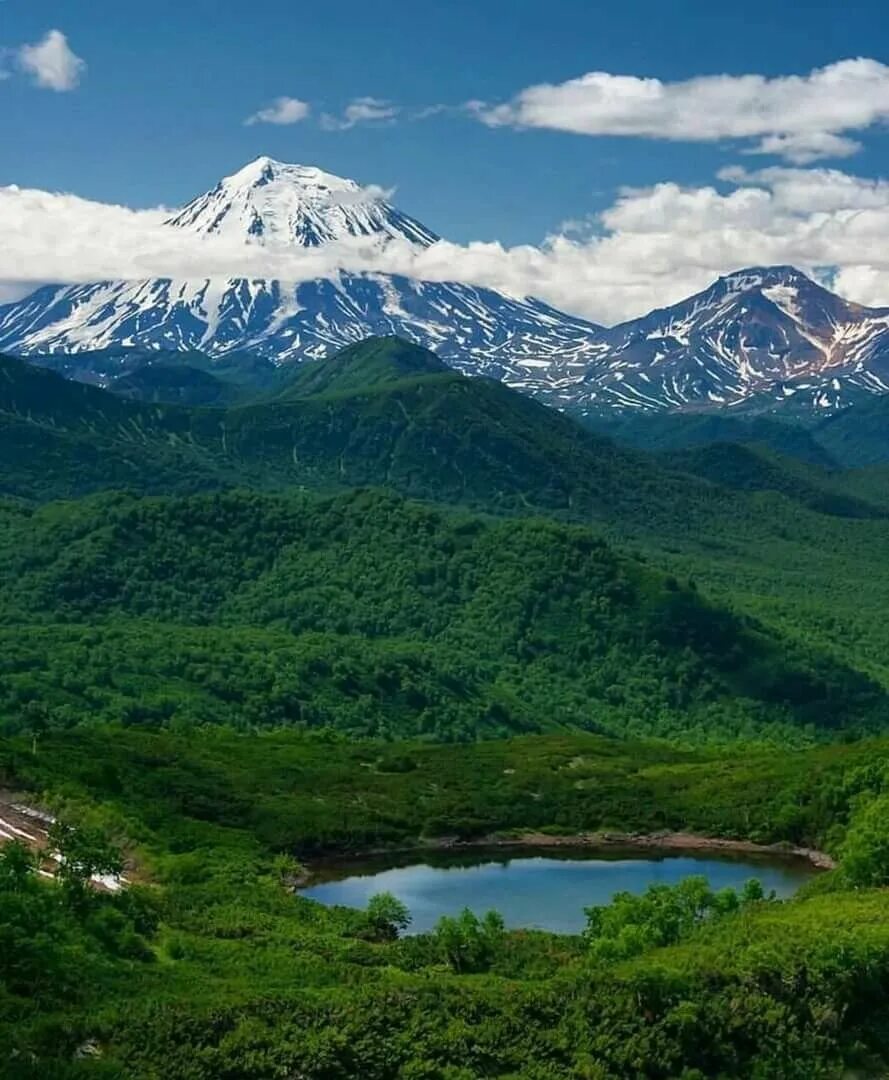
301 847 817 934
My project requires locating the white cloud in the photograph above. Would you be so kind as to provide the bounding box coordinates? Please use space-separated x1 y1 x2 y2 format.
245 97 310 126
3 163 889 325
746 132 862 165
471 58 889 162
18 30 85 92
323 183 396 207
717 165 889 212
321 97 399 131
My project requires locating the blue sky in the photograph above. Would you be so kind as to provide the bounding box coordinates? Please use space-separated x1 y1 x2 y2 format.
2 0 889 323
3 0 889 245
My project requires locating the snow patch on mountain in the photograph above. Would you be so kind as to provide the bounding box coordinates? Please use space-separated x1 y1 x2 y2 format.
2 161 889 419
166 157 438 250
535 266 889 417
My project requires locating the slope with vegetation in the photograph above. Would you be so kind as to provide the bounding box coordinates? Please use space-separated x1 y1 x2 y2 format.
585 410 836 465
586 392 889 472
7 335 889 731
0 343 680 519
2 486 880 744
5 728 889 1077
28 344 284 403
814 392 889 466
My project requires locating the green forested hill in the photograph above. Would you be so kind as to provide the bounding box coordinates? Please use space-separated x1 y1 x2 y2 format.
0 352 234 499
814 393 889 466
5 340 885 547
8 339 889 743
583 392 889 473
5 340 884 534
0 345 694 522
0 487 883 744
583 409 836 465
269 335 450 398
110 363 242 407
28 344 284 402
661 441 887 518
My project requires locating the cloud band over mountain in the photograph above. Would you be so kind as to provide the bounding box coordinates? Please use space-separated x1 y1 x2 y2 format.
2 163 889 323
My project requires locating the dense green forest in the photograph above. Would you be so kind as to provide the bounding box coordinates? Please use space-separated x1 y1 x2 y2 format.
584 397 889 470
8 338 889 1076
0 487 883 744
9 338 889 707
6 729 889 1077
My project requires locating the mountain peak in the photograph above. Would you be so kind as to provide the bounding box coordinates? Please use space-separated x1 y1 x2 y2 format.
272 336 451 401
568 263 889 417
165 157 439 249
716 265 815 293
224 157 362 196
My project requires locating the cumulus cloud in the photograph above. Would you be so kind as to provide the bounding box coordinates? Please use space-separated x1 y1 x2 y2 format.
0 183 412 300
471 58 889 163
245 97 310 126
747 132 862 165
18 30 85 92
321 97 400 131
3 163 889 324
717 165 889 212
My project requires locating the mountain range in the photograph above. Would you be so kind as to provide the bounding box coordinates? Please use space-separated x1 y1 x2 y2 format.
551 267 889 418
2 156 889 420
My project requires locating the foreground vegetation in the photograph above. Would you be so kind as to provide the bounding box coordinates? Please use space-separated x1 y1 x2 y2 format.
4 729 889 1077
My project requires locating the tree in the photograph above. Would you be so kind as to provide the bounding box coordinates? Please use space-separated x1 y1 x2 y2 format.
840 791 889 886
272 853 306 888
48 822 123 903
0 840 78 1001
741 878 766 903
433 908 505 973
365 891 411 941
0 839 37 889
584 876 769 963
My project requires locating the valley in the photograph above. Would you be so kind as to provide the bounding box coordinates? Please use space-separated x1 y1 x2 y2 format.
5 156 889 1078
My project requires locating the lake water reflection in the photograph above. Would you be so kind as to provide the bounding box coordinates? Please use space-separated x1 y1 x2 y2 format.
300 847 817 934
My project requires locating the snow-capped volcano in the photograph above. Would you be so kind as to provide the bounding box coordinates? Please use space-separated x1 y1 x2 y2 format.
2 161 889 420
0 157 605 381
166 157 438 248
540 266 889 416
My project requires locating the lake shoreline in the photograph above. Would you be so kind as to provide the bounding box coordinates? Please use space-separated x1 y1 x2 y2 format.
295 829 835 885
443 830 837 869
